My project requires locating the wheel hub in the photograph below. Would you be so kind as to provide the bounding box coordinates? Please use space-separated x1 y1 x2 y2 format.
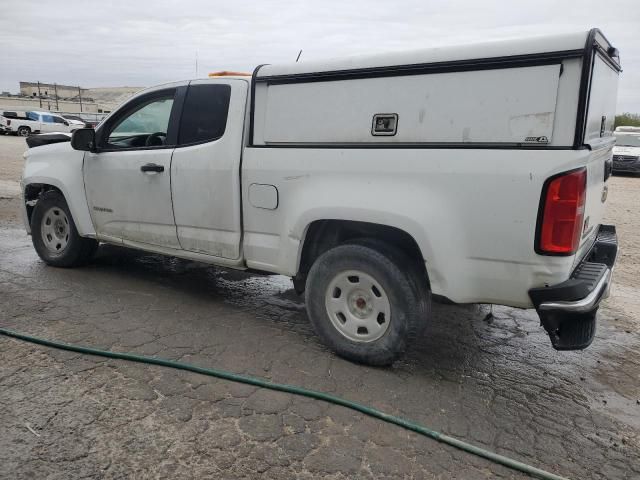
54 219 66 238
348 290 373 319
41 207 70 254
325 270 391 343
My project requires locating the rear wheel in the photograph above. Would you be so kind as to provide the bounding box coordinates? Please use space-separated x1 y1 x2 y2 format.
305 243 430 366
30 191 98 267
17 126 31 137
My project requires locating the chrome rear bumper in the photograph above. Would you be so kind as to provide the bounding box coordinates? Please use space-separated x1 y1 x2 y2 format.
529 225 617 350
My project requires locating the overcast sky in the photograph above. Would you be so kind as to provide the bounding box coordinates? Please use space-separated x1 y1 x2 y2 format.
1 0 638 112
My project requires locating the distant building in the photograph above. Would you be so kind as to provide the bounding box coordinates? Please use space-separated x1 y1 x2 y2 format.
19 82 89 100
1 82 142 114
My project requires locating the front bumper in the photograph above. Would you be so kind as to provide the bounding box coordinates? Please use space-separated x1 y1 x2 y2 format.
529 225 617 350
613 156 640 173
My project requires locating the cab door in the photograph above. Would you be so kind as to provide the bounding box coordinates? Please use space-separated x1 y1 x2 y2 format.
170 79 247 259
83 85 185 248
40 114 58 133
52 115 72 132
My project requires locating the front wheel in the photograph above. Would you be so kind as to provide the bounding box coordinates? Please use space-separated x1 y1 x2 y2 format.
305 244 430 366
30 190 98 267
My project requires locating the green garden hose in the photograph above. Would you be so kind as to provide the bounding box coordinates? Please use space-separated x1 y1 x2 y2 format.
0 327 568 480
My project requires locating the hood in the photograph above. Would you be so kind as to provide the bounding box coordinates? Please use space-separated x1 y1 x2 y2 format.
23 135 79 164
25 132 72 149
613 145 640 157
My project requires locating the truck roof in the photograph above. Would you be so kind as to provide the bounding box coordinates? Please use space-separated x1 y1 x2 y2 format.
28 110 61 115
257 29 615 80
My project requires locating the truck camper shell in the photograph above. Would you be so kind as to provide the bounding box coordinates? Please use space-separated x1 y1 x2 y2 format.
250 28 620 149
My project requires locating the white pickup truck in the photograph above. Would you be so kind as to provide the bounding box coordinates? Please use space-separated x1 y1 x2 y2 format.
21 29 620 365
2 111 83 137
613 126 640 173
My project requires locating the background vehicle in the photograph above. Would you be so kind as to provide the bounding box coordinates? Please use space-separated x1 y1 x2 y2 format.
60 114 89 129
76 112 108 129
21 29 619 365
613 126 640 173
3 111 79 136
0 111 30 135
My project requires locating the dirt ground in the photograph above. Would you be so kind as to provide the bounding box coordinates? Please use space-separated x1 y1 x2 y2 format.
0 134 638 479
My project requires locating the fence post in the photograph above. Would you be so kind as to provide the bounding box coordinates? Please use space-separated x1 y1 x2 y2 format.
54 83 59 111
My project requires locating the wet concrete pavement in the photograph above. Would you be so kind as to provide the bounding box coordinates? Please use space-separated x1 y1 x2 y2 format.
0 131 639 479
1 221 639 479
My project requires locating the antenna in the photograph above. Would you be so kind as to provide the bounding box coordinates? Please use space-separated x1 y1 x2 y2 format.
296 49 303 62
195 50 199 77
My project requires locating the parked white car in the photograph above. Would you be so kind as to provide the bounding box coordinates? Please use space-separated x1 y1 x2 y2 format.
2 111 79 137
60 114 89 130
613 126 640 173
20 29 620 365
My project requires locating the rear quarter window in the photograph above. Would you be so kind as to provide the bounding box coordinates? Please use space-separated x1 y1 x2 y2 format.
178 84 231 145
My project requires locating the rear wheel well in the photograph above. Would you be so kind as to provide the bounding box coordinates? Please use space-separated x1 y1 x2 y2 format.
24 184 64 226
295 220 428 293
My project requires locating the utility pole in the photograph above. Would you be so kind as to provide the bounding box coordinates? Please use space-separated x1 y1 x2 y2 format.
78 86 83 112
37 81 42 108
54 83 59 111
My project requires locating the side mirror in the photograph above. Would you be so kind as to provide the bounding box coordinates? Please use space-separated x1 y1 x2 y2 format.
71 128 96 152
63 120 69 126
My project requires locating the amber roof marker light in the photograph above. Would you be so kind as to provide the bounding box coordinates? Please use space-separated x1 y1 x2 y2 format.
208 71 251 77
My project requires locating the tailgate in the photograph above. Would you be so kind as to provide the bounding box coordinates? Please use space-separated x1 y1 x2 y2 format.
579 143 614 256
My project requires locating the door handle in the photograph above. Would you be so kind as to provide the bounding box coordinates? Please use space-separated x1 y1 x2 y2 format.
140 163 164 173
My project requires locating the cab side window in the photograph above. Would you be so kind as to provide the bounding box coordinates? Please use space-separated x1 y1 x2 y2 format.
178 84 231 145
42 114 55 123
53 116 66 124
105 93 175 149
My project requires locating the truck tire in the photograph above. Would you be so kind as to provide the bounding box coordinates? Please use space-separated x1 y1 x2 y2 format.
30 190 98 267
305 243 429 366
17 126 31 137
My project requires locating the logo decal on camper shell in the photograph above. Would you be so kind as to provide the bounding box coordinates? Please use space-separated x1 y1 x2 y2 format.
524 136 549 144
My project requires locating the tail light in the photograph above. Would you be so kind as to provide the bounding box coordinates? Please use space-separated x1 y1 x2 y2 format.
536 168 587 255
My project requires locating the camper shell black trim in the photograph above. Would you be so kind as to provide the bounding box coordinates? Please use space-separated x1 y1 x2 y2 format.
248 28 621 150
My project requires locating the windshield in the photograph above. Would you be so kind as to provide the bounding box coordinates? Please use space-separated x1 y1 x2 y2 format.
615 134 640 147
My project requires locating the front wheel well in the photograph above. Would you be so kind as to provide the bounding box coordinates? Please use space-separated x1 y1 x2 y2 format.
294 220 428 293
24 184 64 226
